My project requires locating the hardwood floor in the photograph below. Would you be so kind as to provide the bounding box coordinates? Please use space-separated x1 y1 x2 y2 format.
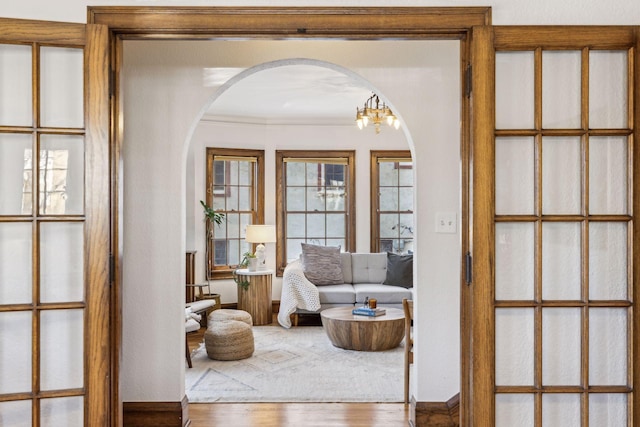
188 402 410 427
186 313 410 426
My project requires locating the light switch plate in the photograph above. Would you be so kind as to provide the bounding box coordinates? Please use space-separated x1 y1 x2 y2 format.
436 212 457 233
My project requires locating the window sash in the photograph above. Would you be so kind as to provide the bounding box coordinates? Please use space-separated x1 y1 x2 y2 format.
276 150 355 275
205 148 264 279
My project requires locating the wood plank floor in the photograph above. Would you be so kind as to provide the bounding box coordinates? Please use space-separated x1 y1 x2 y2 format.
188 402 410 427
186 313 410 426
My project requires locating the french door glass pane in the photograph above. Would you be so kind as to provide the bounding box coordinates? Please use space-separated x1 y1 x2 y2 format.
40 222 84 303
39 47 83 128
0 400 32 427
0 133 32 215
495 223 534 300
495 394 534 427
542 51 581 129
0 311 32 394
39 134 84 216
542 308 581 385
496 308 534 385
492 32 633 427
495 52 535 130
542 137 581 214
589 136 627 215
0 44 32 126
495 137 535 215
0 222 32 304
542 222 581 300
589 51 628 129
589 394 627 426
589 308 627 385
542 394 581 427
40 396 83 427
40 309 83 391
589 222 627 300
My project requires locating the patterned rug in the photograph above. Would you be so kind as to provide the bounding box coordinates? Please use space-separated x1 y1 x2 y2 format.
185 325 404 402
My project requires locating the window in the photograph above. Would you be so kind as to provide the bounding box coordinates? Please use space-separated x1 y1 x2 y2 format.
370 151 413 254
276 150 355 275
205 148 264 279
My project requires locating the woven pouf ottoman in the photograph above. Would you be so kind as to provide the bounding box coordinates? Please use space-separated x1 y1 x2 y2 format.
204 320 254 361
209 308 253 326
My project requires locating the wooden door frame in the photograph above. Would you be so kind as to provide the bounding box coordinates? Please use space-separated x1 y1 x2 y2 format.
87 6 491 425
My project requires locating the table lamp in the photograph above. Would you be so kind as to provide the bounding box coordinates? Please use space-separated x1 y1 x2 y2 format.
245 224 276 270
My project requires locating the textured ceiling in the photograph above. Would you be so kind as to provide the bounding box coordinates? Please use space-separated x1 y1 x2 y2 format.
203 64 376 125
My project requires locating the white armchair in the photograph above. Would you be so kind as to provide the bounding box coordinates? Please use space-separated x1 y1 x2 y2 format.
185 307 203 368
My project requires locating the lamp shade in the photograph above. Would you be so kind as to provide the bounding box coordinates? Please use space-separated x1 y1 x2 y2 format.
245 224 276 243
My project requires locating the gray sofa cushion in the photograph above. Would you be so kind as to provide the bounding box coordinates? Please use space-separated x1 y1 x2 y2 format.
351 253 387 284
301 243 344 285
383 252 413 288
340 252 353 284
317 284 357 304
353 283 413 304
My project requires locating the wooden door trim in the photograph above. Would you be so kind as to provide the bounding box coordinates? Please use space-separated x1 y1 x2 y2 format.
86 6 491 426
88 6 491 38
85 23 112 426
469 25 496 427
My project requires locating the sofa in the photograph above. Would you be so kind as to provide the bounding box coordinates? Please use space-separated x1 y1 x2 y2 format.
278 247 414 328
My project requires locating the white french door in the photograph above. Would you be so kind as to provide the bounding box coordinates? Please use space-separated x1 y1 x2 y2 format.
470 26 639 426
0 19 111 426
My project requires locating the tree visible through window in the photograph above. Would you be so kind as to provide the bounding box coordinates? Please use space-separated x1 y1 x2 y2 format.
275 150 355 275
205 148 264 279
370 150 413 254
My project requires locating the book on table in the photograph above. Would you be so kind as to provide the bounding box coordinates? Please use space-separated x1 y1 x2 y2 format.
352 307 386 317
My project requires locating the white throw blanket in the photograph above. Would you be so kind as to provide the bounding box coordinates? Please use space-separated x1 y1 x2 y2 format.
277 260 321 328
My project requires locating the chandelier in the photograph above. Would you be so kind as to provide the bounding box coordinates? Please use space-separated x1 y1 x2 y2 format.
355 93 400 134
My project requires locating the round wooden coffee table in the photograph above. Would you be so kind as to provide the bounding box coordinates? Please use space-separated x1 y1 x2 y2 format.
320 306 405 351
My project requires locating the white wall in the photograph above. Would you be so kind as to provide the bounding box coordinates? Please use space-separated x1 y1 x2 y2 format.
1 0 638 407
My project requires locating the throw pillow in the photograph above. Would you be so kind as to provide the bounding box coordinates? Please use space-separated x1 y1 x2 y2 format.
383 252 413 288
301 243 344 285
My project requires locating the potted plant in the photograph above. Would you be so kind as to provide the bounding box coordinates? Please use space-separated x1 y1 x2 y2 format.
233 251 256 290
200 200 224 226
200 200 224 280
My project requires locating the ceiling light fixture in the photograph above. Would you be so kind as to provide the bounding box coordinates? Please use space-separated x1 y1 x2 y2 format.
355 93 400 134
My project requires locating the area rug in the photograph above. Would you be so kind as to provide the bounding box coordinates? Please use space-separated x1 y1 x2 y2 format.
185 325 404 402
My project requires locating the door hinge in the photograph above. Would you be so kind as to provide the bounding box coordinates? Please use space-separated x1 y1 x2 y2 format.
465 251 472 285
465 64 472 98
109 254 115 284
109 67 115 98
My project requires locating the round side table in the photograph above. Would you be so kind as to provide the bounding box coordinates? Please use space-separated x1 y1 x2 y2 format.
235 269 273 325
